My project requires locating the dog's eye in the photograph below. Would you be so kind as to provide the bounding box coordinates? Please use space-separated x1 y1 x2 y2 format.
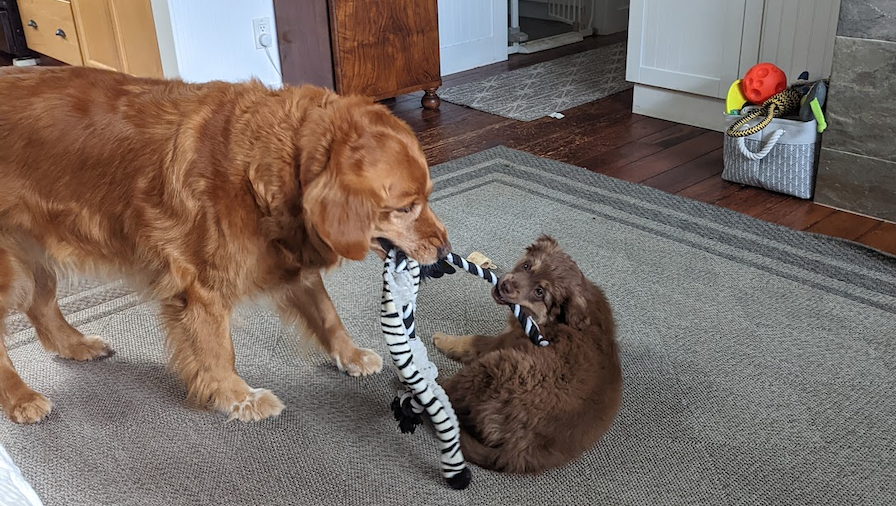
396 205 414 213
534 287 544 298
522 262 530 271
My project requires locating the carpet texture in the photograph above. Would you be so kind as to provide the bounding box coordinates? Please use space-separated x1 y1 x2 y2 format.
438 43 632 121
2 146 895 506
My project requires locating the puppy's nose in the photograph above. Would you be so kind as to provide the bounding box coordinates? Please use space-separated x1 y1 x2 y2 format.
437 241 452 260
499 277 515 295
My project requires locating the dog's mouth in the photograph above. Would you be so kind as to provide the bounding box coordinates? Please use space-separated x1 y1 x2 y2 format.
491 286 509 306
375 238 394 252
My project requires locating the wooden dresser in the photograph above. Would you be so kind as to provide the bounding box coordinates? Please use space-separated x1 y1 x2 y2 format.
274 0 442 110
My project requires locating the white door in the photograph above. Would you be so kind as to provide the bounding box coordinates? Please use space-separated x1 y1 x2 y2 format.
593 0 630 35
626 0 754 99
438 0 508 76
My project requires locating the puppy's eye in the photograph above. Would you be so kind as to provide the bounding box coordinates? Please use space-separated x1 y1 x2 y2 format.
396 205 414 213
522 262 530 271
534 287 544 298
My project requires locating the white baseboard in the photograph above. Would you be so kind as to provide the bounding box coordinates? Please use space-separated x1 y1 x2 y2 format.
631 84 727 133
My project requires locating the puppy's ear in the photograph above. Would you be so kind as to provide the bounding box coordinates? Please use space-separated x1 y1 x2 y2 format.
535 235 559 248
560 292 591 331
302 170 376 261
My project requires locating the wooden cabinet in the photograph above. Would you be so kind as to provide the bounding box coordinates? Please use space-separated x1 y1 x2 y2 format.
18 0 162 77
17 0 83 65
274 0 443 109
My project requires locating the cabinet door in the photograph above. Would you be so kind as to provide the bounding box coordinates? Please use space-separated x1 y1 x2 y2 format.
70 0 162 77
70 0 120 70
626 0 749 98
330 0 441 98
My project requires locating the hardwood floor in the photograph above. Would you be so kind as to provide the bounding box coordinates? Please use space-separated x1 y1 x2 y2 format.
386 34 896 256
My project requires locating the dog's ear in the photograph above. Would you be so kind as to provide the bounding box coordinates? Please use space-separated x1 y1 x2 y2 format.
297 94 380 260
302 170 376 261
560 292 591 331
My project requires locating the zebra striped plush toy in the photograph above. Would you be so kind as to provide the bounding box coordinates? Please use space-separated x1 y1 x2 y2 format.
380 248 546 490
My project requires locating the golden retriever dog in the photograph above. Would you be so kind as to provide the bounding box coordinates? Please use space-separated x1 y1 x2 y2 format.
0 66 449 424
434 236 621 474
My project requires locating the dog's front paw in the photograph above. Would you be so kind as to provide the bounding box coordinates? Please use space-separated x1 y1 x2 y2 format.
5 391 53 424
335 348 383 377
226 388 285 422
433 332 473 362
58 334 113 361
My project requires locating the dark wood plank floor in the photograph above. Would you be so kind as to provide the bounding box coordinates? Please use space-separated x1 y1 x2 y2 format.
386 34 896 256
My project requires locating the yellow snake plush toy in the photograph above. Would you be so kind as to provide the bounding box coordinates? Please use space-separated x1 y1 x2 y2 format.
726 86 803 137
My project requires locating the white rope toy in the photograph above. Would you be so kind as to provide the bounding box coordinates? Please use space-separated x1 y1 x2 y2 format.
380 248 547 490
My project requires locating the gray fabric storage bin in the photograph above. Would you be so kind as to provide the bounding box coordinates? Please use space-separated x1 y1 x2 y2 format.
722 114 821 199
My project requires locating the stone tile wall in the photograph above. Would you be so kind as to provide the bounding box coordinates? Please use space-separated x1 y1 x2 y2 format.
815 0 896 221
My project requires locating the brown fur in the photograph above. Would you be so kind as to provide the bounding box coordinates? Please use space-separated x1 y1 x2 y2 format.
0 66 449 423
434 236 621 474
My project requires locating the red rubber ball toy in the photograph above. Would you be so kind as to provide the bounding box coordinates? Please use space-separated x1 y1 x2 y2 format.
741 63 787 104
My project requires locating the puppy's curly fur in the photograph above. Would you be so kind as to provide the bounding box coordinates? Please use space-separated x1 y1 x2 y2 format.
434 236 621 474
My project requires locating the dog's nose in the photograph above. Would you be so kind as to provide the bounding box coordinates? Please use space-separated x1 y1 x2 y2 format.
499 277 515 295
437 241 452 260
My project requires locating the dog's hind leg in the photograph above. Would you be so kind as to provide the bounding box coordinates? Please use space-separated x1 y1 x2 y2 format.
25 260 112 361
160 283 284 422
0 247 52 423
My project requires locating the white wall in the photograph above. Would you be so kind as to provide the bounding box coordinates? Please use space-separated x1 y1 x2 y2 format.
150 0 282 87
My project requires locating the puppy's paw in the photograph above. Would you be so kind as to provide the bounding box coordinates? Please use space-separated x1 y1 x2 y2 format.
433 332 473 362
226 388 285 422
5 391 52 424
336 348 383 377
58 334 113 361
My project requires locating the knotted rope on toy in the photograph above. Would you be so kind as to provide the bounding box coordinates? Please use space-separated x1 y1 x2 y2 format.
380 249 546 490
726 86 802 138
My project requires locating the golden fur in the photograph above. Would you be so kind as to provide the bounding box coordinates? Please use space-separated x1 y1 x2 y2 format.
0 66 449 423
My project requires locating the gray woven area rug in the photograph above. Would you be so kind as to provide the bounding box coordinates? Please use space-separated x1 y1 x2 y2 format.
2 146 895 505
439 43 632 121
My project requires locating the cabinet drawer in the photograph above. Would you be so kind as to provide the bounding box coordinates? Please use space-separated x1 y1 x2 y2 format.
18 0 83 65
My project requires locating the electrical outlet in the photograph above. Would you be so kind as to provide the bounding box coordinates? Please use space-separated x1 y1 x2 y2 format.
253 17 272 50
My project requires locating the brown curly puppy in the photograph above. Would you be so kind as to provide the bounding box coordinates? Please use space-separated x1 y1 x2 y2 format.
434 236 621 474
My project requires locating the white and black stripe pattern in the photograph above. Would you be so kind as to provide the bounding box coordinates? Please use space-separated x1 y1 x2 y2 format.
443 253 549 347
381 249 471 490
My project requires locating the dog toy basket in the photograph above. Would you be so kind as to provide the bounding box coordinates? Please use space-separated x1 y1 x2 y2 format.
722 111 821 200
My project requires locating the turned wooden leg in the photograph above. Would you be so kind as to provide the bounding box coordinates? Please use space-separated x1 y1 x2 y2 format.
422 87 441 110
